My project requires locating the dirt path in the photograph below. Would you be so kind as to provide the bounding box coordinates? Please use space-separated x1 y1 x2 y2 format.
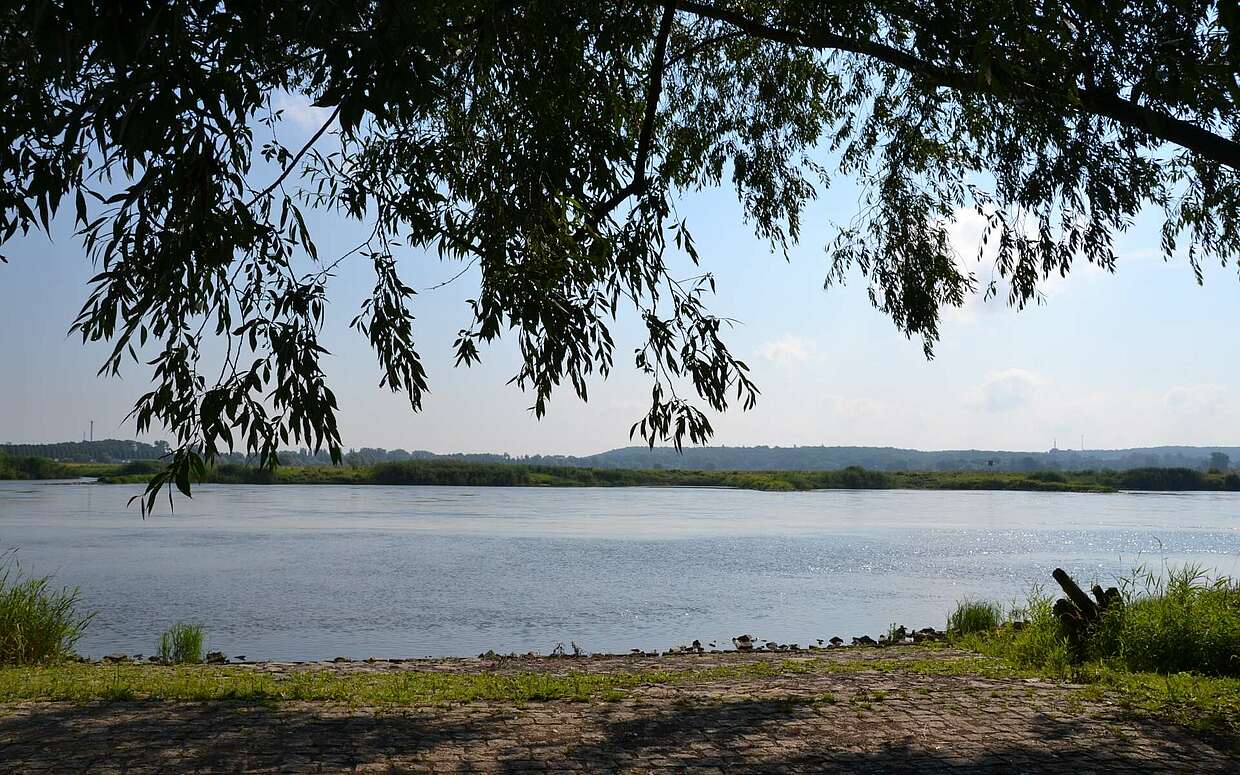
1 648 1234 773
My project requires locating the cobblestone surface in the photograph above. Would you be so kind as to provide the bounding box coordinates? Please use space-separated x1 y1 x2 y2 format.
1 649 1234 773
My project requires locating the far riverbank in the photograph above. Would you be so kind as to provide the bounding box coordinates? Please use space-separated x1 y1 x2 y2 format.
92 459 1240 493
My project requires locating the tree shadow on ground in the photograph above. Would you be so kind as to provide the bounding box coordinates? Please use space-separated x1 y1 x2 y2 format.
0 701 512 773
554 697 1237 774
0 696 1235 774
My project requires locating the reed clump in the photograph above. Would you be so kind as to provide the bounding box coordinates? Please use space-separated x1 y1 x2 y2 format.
157 622 205 665
946 600 1004 636
0 555 93 665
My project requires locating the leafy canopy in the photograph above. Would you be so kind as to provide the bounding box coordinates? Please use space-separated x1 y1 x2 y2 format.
3 1 1238 508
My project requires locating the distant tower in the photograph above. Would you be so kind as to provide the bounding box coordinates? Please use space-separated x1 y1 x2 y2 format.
90 420 94 443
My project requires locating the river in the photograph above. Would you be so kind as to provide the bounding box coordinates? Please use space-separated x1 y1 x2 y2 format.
1 482 1236 659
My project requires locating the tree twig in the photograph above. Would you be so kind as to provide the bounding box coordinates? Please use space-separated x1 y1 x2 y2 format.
248 105 342 206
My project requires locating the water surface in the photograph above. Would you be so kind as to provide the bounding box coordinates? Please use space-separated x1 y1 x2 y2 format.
1 482 1236 659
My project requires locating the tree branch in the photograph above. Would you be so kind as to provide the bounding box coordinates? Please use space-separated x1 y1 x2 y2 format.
672 1 1240 171
248 105 342 206
591 3 677 222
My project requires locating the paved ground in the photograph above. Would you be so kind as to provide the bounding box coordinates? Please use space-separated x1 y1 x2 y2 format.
1 648 1235 773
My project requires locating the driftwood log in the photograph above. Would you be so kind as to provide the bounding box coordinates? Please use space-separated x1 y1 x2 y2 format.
1052 568 1099 621
1051 568 1121 652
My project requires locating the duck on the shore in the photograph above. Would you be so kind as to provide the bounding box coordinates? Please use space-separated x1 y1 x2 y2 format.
829 636 844 647
852 635 878 646
732 634 754 652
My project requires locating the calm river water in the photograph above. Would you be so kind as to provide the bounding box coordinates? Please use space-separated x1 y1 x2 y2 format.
1 482 1237 659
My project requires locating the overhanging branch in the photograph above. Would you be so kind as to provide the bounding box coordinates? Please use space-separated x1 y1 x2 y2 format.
591 3 677 222
672 1 1240 171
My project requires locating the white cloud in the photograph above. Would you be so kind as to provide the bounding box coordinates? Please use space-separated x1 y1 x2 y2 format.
272 91 333 131
967 368 1044 412
1164 384 1227 417
940 207 1108 325
756 335 814 366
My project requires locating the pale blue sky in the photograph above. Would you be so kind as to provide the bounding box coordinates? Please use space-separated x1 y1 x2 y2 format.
2 110 1238 455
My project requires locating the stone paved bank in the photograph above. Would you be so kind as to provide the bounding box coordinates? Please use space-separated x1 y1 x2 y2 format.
1 648 1235 773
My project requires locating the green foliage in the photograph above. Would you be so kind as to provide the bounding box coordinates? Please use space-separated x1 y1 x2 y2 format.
1027 471 1066 483
113 459 165 477
0 556 93 665
0 453 74 480
1115 467 1218 490
157 623 204 666
372 460 531 487
947 601 1003 636
4 3 1238 507
958 568 1240 678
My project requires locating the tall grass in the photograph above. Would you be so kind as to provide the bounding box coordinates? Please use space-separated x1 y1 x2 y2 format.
947 600 1003 635
955 565 1240 678
1099 565 1240 675
0 555 93 664
157 622 204 665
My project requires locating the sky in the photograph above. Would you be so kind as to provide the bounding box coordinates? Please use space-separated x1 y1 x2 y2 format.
2 107 1239 456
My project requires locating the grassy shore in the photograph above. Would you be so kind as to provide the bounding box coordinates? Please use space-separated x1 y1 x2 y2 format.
0 659 795 704
2 651 1236 734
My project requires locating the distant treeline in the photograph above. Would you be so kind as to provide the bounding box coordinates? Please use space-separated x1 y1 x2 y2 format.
0 439 169 463
7 440 1239 474
0 454 120 480
88 459 1240 493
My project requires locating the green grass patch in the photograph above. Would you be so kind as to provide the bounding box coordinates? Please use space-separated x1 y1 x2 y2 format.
948 601 1004 636
1068 665 1240 734
0 555 93 665
157 622 205 665
0 660 801 705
